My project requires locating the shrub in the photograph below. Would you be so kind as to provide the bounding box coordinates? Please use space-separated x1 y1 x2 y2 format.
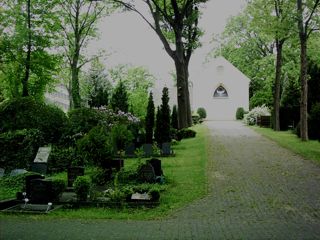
47 146 75 173
236 107 245 120
67 108 106 135
309 102 320 140
110 124 134 153
73 176 91 201
192 112 200 124
171 105 178 129
243 105 271 125
0 129 44 171
197 107 207 119
177 128 197 140
51 178 66 200
76 125 114 167
0 97 68 143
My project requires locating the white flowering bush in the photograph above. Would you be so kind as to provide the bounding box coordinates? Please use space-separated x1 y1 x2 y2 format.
243 105 271 125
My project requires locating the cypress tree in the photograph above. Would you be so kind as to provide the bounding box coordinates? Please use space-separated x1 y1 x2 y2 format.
110 80 128 112
171 105 178 129
145 92 155 143
160 87 171 143
154 106 162 144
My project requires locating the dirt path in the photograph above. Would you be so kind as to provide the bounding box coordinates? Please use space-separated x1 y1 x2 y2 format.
1 121 320 239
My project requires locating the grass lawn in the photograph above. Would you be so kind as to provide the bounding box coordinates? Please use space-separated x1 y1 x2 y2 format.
252 126 320 165
0 124 211 220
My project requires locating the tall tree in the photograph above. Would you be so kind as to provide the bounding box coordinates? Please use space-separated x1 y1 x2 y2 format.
0 0 60 99
249 0 295 131
296 0 320 141
113 0 206 128
58 0 107 108
84 59 111 108
110 80 128 112
108 64 155 118
145 91 155 144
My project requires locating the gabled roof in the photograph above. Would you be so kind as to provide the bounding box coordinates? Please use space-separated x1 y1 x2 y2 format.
200 56 251 83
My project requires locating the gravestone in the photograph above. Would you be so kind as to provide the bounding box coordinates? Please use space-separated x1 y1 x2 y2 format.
143 144 153 157
10 169 27 177
32 146 51 175
25 174 45 199
29 179 53 204
111 158 124 171
138 163 156 183
125 143 135 157
31 163 47 175
0 168 4 177
67 167 84 187
147 158 162 176
161 142 173 156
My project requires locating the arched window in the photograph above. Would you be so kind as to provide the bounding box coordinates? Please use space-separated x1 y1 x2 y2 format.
213 85 228 97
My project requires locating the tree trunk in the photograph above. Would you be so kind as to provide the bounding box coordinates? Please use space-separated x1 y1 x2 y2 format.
273 40 283 131
299 35 308 141
22 0 31 97
174 59 192 129
71 60 81 108
297 0 308 141
70 3 81 109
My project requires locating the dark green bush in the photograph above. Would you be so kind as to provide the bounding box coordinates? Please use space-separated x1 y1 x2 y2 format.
177 128 197 140
76 125 114 167
51 178 66 200
192 113 201 124
73 176 91 201
295 103 320 140
110 124 134 153
309 102 320 140
197 107 207 119
67 108 106 135
236 107 245 120
0 97 68 143
47 146 75 173
0 129 44 171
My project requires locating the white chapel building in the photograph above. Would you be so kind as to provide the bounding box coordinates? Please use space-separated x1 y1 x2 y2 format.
192 56 250 120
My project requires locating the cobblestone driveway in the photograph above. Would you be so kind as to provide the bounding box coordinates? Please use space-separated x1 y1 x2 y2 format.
1 121 320 239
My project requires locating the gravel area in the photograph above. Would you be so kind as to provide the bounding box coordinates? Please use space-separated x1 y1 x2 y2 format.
1 121 320 239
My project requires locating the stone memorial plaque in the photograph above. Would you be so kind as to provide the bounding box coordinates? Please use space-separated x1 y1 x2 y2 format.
131 192 151 201
138 163 155 183
10 169 27 177
34 147 51 163
67 167 84 187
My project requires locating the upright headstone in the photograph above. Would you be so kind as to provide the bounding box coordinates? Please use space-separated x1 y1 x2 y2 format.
67 167 84 187
147 158 162 176
111 158 124 171
32 146 51 174
161 142 173 156
125 143 135 157
29 179 53 204
25 174 45 199
0 168 5 178
143 144 153 157
138 163 156 183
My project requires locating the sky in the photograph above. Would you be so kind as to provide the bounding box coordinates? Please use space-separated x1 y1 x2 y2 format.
91 0 247 88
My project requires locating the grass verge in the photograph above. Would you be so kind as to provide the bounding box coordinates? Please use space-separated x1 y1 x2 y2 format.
252 126 320 165
1 124 211 220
